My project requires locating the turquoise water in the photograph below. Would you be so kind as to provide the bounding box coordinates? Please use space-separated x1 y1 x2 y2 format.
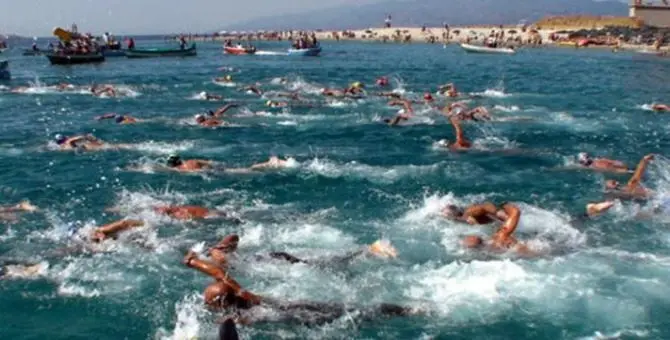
1 40 670 339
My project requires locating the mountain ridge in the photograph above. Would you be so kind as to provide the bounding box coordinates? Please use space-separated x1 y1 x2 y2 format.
222 0 629 31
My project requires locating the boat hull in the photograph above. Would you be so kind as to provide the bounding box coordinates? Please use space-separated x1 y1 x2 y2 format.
102 49 126 57
287 47 321 56
224 46 256 55
460 43 515 55
125 44 197 58
45 53 105 65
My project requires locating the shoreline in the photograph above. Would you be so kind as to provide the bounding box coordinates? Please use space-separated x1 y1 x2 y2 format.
180 26 668 52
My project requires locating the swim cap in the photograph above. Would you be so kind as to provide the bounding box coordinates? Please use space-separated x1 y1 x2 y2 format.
266 100 272 106
115 115 125 123
199 91 207 97
225 75 232 81
195 114 206 121
578 152 590 165
54 134 67 145
424 93 433 101
167 154 181 167
352 82 363 88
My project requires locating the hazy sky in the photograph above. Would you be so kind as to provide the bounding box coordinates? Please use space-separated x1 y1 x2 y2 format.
1 0 380 36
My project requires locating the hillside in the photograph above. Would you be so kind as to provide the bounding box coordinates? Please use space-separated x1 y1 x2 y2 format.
222 0 628 31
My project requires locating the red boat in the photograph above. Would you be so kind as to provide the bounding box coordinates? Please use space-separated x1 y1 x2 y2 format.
224 46 257 55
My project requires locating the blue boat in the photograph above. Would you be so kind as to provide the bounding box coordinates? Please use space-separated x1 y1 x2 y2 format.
0 60 10 80
287 46 321 56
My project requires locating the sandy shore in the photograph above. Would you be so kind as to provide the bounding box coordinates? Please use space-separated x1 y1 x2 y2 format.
190 25 668 52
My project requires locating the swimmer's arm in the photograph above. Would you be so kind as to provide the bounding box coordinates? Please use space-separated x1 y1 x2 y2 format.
95 113 117 120
93 219 144 240
627 154 654 190
449 116 466 144
497 203 521 239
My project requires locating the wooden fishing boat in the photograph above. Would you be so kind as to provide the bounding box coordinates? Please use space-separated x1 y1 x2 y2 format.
287 46 321 56
224 46 256 55
45 52 105 65
125 44 197 58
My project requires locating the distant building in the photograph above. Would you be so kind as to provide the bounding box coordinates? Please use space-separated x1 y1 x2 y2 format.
630 1 670 27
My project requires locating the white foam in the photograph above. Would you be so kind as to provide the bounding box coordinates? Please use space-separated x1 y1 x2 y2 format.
157 294 207 340
302 158 442 184
472 89 509 98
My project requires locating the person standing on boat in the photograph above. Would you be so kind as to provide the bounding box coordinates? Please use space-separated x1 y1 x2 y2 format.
179 36 187 50
126 37 135 50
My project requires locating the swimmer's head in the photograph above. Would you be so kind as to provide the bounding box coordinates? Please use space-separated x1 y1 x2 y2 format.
442 204 464 219
115 115 125 123
199 91 208 97
195 114 206 123
352 81 363 89
423 92 433 101
266 100 273 107
225 75 232 81
578 152 592 166
167 154 183 167
218 234 239 253
462 235 484 249
54 134 67 145
605 180 620 190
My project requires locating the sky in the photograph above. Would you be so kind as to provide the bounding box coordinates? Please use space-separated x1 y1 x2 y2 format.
0 0 380 37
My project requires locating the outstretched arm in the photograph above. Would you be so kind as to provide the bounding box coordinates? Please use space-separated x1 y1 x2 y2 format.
627 154 654 190
95 113 118 120
497 203 521 239
92 219 144 242
212 104 239 117
450 116 467 145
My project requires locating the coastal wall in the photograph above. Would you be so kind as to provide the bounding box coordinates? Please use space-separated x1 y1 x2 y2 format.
630 4 670 27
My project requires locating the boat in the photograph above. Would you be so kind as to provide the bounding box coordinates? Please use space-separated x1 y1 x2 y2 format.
0 60 10 80
23 49 45 56
460 43 515 55
287 46 321 56
224 46 256 55
45 52 105 65
125 44 197 58
102 49 126 57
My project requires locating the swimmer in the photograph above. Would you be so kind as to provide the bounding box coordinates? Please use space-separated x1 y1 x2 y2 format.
441 202 508 225
438 83 458 98
376 92 402 99
437 116 471 150
238 85 263 96
206 233 397 270
249 156 293 170
95 113 139 124
462 203 536 256
577 152 629 173
345 81 365 96
0 260 45 280
383 99 414 126
423 92 435 104
652 103 669 112
184 251 418 326
214 75 234 83
166 154 214 172
265 100 288 109
90 84 116 97
464 106 492 121
90 219 145 243
208 104 239 118
376 76 389 87
198 91 223 101
154 205 240 222
604 154 654 200
0 201 38 222
195 114 227 127
53 134 131 151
